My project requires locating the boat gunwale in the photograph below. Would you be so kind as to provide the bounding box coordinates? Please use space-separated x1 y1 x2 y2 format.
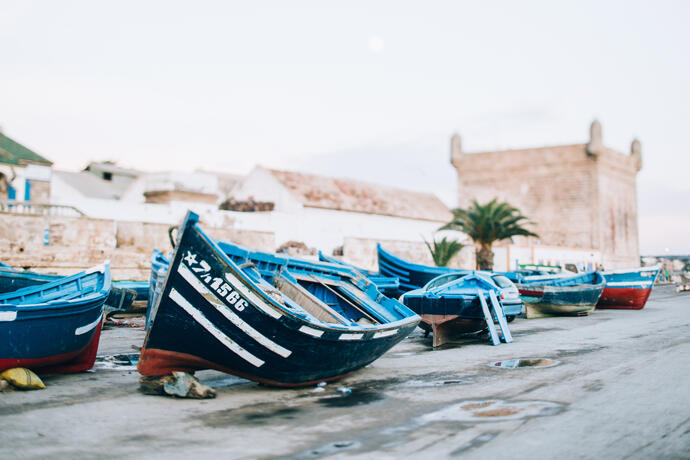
176 218 419 334
601 264 661 276
0 263 112 310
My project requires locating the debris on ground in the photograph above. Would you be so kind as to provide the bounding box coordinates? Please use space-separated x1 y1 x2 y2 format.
93 354 139 371
311 381 328 392
139 372 216 399
103 314 146 329
0 368 46 390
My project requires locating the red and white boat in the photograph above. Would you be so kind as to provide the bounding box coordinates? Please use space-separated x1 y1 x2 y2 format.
597 265 661 310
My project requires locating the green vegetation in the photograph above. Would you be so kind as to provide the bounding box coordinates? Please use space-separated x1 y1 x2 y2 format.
424 236 464 267
441 198 538 270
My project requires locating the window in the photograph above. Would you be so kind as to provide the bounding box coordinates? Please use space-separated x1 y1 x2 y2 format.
103 172 113 181
492 275 514 288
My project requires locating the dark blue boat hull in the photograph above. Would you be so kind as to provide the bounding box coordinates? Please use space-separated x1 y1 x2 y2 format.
0 265 111 373
140 212 419 386
512 272 606 316
377 244 455 294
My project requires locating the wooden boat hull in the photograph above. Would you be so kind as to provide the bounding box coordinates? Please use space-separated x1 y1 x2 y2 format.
597 266 660 310
0 264 136 313
416 315 485 348
139 212 419 386
318 252 400 296
112 280 149 301
518 284 602 317
0 264 110 373
0 267 60 293
401 274 516 347
377 244 454 294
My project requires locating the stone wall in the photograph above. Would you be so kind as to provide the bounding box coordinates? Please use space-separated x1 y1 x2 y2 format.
342 236 476 272
27 180 51 203
450 122 641 269
0 213 274 280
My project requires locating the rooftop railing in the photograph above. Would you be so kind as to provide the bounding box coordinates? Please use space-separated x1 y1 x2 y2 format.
0 200 84 217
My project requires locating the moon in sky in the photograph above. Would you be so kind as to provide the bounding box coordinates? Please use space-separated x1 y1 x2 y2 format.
368 35 385 54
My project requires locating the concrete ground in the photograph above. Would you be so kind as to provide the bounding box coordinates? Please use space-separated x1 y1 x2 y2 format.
2 286 689 460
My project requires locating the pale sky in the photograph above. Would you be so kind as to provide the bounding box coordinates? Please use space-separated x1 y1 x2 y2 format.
2 0 689 254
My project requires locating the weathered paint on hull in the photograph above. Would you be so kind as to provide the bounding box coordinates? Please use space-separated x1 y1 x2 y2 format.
596 265 659 310
138 348 358 387
418 314 485 348
140 212 420 387
519 284 603 318
0 323 103 374
524 302 596 318
596 287 653 310
0 264 110 374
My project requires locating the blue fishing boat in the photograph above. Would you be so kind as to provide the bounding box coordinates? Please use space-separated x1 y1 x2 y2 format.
139 212 420 386
0 264 61 293
597 265 661 310
377 244 456 294
112 280 149 302
317 251 400 295
400 272 518 347
0 263 111 373
504 271 606 317
146 245 402 328
0 262 136 314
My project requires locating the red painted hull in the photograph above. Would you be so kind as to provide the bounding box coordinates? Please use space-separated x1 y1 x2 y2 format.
138 348 355 388
596 287 652 310
0 323 102 374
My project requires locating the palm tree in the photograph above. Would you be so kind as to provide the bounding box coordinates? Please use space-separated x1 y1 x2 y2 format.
424 236 464 267
441 198 538 270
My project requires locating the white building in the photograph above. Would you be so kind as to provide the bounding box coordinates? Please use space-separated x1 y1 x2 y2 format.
228 166 457 265
50 162 465 269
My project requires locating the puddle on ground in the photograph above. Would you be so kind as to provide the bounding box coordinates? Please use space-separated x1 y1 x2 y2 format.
488 358 560 369
420 399 565 423
93 353 139 371
316 389 385 408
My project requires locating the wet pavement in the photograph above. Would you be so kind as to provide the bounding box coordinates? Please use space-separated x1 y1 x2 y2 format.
1 285 689 459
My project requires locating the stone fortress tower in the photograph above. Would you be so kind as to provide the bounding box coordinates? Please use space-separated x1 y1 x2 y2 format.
450 120 642 269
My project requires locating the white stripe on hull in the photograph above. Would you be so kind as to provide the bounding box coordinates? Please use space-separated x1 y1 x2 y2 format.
223 273 282 319
177 264 291 358
339 333 364 340
169 288 265 367
75 313 103 335
0 311 17 321
299 325 324 337
605 281 653 287
373 329 398 339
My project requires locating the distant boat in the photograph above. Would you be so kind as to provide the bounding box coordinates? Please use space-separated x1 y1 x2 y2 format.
377 244 456 293
139 211 420 387
146 249 170 329
0 262 136 314
597 265 661 309
505 271 606 317
316 251 400 296
111 280 149 302
0 263 111 373
400 272 517 347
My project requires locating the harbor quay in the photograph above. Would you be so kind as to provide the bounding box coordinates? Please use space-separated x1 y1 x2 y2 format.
2 285 688 459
